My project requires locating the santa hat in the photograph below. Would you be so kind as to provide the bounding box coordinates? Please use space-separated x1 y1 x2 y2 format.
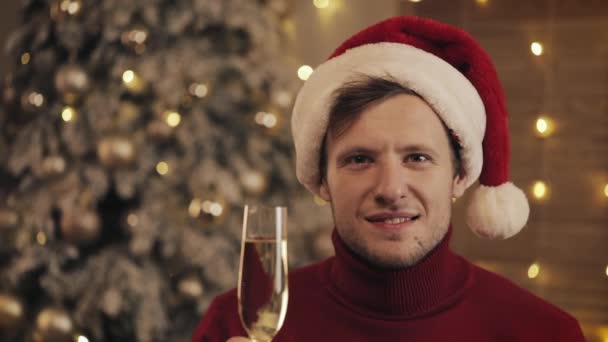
291 16 529 239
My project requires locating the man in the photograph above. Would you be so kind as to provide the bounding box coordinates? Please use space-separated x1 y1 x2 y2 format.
193 16 585 341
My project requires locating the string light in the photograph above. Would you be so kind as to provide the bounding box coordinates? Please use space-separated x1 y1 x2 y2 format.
75 335 90 342
61 106 76 122
297 65 314 81
164 110 181 127
255 111 278 128
189 198 202 218
527 263 540 279
476 0 489 5
530 42 543 56
156 161 169 175
36 232 47 246
603 184 608 198
409 0 423 2
535 116 554 137
189 83 208 98
605 265 608 277
122 70 135 83
28 91 45 107
532 181 548 200
202 200 223 217
313 0 329 9
21 52 31 65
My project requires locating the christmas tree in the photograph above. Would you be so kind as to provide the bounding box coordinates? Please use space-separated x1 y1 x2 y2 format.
0 0 332 340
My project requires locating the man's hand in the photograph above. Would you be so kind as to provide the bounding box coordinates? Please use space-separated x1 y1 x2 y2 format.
227 337 251 342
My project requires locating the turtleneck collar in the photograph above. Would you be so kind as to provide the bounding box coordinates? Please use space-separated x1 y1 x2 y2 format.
325 225 473 319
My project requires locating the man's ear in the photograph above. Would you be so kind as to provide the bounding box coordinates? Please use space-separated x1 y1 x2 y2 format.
319 177 331 202
452 173 467 198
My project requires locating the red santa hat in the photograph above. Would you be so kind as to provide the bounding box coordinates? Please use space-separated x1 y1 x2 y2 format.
291 16 529 239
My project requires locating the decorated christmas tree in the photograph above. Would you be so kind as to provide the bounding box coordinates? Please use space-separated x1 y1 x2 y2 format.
0 0 332 340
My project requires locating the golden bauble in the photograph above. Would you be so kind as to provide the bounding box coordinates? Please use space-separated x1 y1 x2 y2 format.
33 307 73 342
54 64 90 104
177 275 205 301
240 169 268 196
60 210 101 246
0 294 24 330
97 136 136 168
0 208 19 231
40 156 67 177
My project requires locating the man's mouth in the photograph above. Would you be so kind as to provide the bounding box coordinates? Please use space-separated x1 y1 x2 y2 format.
365 213 421 226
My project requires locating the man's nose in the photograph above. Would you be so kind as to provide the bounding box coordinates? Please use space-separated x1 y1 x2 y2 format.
374 159 406 206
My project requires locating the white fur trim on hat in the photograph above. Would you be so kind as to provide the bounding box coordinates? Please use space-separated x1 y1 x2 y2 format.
466 182 530 239
292 42 486 196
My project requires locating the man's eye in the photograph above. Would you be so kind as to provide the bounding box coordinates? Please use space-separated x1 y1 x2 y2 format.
345 155 372 164
407 154 430 163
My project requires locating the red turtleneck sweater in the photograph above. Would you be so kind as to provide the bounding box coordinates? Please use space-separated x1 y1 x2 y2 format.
192 227 584 341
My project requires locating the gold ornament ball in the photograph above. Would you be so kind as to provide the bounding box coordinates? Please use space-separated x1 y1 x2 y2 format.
61 210 101 246
33 307 73 342
240 170 268 195
0 208 19 232
97 136 136 168
0 294 24 330
177 275 205 301
54 64 90 104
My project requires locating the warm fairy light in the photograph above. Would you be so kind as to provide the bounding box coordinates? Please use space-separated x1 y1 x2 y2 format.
122 70 135 83
604 184 608 198
189 83 208 98
262 113 277 128
297 65 313 81
36 232 47 245
165 111 181 127
75 335 90 342
156 161 169 175
476 0 489 4
409 0 423 2
21 52 31 65
527 263 540 279
61 106 76 122
313 0 329 8
535 116 554 137
255 111 278 128
201 200 223 217
133 30 147 44
28 92 44 107
209 202 224 217
531 42 543 56
532 181 548 200
605 265 608 277
189 198 202 218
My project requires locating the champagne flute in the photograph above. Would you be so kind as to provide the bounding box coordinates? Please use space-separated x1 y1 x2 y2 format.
238 205 289 342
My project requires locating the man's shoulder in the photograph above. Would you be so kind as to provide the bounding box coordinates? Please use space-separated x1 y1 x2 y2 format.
469 262 578 324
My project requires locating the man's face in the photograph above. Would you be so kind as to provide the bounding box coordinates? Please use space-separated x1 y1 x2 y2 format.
319 94 466 269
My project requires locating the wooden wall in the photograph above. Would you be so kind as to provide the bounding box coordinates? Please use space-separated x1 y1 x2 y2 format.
399 0 608 340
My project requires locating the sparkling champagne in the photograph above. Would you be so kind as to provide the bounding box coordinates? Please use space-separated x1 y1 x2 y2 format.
238 238 288 342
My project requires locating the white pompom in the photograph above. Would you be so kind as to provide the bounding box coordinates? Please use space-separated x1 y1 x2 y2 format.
465 182 530 239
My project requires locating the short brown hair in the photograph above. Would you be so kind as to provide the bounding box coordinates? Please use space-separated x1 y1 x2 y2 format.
319 75 462 179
